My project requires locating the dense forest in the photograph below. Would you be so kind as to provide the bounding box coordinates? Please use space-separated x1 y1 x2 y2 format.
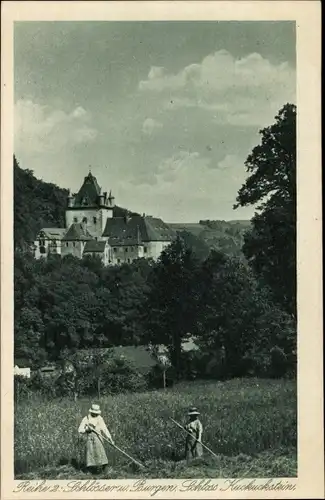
14 103 297 383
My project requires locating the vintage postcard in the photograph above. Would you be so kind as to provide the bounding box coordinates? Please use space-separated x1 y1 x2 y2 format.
1 1 323 499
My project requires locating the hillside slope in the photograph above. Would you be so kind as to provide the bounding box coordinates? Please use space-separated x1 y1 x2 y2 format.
169 219 250 259
14 157 69 249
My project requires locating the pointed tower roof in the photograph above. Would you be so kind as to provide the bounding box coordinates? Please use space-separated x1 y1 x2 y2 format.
73 172 101 207
62 223 93 241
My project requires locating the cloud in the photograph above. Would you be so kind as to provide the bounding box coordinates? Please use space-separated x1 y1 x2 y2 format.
142 117 163 136
218 154 237 169
139 50 295 127
14 100 98 155
115 151 251 222
71 106 88 119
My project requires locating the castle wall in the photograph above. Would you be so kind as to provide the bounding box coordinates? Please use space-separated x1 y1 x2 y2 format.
34 237 171 264
84 244 111 266
34 239 49 259
144 241 171 260
65 207 113 236
100 208 114 233
61 240 85 259
34 238 62 259
110 244 144 265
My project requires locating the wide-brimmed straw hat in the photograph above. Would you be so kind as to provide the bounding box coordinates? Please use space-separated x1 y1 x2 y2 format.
188 407 200 416
89 404 101 415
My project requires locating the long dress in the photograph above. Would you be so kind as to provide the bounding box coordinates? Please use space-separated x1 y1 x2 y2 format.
78 414 112 467
185 418 203 459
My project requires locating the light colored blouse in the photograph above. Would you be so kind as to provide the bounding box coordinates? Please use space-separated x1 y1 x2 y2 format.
185 419 203 441
78 414 113 441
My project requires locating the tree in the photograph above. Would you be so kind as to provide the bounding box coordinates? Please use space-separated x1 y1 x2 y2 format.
97 259 152 346
143 237 200 378
196 251 258 377
234 103 296 315
196 250 296 378
15 306 47 368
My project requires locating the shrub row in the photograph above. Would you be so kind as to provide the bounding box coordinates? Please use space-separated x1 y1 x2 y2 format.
14 345 295 402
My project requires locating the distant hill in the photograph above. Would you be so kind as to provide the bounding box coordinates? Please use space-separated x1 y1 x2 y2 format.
169 219 251 259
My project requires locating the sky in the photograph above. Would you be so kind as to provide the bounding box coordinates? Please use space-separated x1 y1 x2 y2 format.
14 21 296 223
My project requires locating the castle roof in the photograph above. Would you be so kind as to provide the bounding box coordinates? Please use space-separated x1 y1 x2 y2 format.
83 240 107 253
73 172 101 206
38 228 67 240
102 216 175 245
62 223 93 241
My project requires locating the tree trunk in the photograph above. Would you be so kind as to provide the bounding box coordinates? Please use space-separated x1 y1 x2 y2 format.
163 370 166 389
97 377 101 400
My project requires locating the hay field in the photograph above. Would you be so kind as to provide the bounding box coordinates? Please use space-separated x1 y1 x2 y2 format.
15 378 297 479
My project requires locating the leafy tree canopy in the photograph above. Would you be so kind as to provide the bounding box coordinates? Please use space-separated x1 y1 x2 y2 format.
234 104 296 315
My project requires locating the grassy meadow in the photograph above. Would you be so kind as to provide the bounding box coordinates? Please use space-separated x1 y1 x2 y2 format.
15 378 297 479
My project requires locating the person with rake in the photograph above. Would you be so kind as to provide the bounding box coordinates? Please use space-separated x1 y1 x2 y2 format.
78 403 114 474
184 407 203 460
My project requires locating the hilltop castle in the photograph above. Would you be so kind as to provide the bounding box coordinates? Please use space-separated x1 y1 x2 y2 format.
34 172 174 265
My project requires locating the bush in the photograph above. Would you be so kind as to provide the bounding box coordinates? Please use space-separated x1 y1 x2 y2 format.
14 372 57 400
75 354 148 397
15 353 149 401
83 356 148 396
14 375 32 401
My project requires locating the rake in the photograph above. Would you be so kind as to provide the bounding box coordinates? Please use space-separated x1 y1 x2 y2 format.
89 427 146 469
170 417 219 459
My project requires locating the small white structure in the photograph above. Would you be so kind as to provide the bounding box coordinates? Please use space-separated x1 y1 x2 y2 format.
14 365 31 378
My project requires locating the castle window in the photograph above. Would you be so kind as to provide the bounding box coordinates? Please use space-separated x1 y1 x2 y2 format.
39 239 45 247
113 248 117 252
117 258 121 264
50 240 57 252
127 258 130 263
144 247 147 253
82 217 88 223
125 248 128 253
73 217 78 223
93 217 97 224
73 242 76 247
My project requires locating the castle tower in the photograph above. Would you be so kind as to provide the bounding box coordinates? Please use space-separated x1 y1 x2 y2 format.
65 172 114 237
